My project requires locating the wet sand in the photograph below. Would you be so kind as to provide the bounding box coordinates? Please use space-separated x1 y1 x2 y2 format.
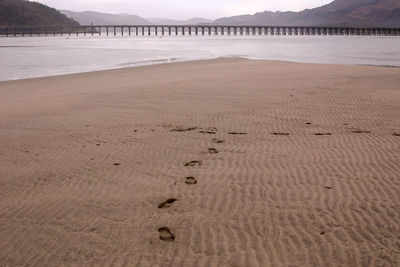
0 58 400 266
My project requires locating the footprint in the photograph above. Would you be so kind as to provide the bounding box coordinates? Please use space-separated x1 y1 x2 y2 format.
158 227 175 241
185 176 197 185
171 126 197 132
306 122 312 125
207 127 218 132
212 138 225 144
325 186 333 190
208 148 218 154
393 132 400 136
352 130 371 134
158 198 177 209
199 131 216 134
272 132 290 136
314 133 332 136
228 132 247 135
114 162 121 166
184 161 202 167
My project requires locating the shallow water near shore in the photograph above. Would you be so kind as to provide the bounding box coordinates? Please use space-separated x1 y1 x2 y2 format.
0 35 399 81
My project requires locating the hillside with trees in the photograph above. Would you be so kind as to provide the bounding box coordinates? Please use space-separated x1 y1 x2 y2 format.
0 0 79 25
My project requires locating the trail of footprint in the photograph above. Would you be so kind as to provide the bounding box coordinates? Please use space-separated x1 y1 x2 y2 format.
184 161 202 167
158 198 177 209
158 227 175 241
185 176 197 185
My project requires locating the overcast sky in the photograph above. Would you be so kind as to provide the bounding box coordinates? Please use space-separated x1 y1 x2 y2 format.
36 0 333 20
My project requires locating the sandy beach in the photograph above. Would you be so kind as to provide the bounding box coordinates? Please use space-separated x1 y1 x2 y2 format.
0 58 400 266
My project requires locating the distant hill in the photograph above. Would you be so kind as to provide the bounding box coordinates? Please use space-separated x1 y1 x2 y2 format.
147 18 212 25
214 0 400 27
60 10 151 25
0 0 79 25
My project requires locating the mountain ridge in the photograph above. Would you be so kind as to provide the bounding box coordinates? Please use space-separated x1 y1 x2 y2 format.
59 10 151 25
213 0 400 27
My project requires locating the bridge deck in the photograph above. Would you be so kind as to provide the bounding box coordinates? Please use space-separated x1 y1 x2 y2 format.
0 25 399 37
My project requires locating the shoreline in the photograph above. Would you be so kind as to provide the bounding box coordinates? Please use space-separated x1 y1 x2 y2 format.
2 56 400 83
1 58 400 266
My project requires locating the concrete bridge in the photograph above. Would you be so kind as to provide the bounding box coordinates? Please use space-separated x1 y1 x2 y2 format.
1 25 400 37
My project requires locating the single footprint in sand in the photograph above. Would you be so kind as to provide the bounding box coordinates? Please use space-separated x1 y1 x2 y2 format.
228 132 247 135
171 126 197 132
185 176 197 185
199 130 216 134
314 133 332 136
208 148 218 154
212 138 225 144
158 227 175 241
114 162 121 166
306 122 312 125
158 198 177 209
184 161 202 167
272 132 290 136
207 127 218 132
325 186 333 190
352 130 371 134
393 132 400 136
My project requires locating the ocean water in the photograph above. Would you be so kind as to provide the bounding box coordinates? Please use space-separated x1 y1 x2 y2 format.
0 35 399 81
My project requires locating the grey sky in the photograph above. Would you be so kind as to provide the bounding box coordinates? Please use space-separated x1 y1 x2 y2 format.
36 0 333 20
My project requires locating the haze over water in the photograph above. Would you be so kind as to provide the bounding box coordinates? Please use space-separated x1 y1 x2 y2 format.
0 35 399 81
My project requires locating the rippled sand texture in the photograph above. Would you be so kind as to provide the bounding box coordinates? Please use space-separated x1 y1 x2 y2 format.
1 58 400 266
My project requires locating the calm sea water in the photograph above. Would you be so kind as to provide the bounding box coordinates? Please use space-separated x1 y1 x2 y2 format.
0 35 399 81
